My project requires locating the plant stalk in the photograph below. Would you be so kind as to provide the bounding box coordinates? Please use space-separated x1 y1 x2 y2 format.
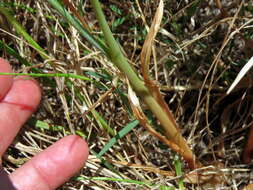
90 0 197 168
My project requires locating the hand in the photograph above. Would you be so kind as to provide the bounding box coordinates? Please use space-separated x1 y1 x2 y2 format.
0 58 89 190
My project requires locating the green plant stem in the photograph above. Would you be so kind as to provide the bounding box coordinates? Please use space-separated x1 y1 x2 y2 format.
90 0 146 94
90 0 196 168
0 7 49 60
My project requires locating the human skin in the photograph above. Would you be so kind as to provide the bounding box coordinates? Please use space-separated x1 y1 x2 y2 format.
0 58 89 190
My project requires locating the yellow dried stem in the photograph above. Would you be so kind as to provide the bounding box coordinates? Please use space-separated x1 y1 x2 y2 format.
140 0 163 81
139 0 199 169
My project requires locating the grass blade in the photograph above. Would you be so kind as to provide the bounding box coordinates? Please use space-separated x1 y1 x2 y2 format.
174 157 185 190
141 0 163 81
97 120 139 157
46 0 108 54
0 7 49 59
0 40 30 66
76 176 153 188
0 72 92 81
227 56 253 94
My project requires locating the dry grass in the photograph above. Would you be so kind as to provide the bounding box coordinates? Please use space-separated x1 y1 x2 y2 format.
1 0 253 189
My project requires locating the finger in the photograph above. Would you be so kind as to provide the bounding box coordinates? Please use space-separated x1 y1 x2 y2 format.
0 77 41 155
0 58 13 100
0 166 17 190
10 135 89 190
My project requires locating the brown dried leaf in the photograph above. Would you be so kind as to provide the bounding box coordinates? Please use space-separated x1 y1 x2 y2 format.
184 165 224 185
140 0 180 142
140 0 163 81
138 0 198 169
243 184 253 190
128 82 200 168
127 84 183 157
146 79 179 131
110 160 175 177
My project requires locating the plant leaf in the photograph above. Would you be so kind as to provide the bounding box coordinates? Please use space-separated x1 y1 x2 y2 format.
97 120 139 157
139 0 199 169
62 0 91 31
0 7 49 59
127 83 185 156
47 0 108 54
227 56 253 94
140 0 163 81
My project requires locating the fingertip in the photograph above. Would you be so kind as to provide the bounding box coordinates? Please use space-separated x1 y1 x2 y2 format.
65 135 89 161
0 58 13 100
10 135 89 190
55 135 89 167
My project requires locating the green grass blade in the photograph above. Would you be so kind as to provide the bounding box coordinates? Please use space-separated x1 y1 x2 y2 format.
46 0 108 54
160 186 175 190
91 150 123 178
0 40 44 74
174 157 185 190
92 110 116 136
0 7 49 59
0 40 30 66
28 118 64 132
97 120 139 157
76 176 153 188
87 120 139 180
89 120 139 178
0 72 92 81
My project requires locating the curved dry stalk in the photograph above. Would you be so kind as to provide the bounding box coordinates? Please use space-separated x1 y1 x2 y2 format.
140 0 199 168
140 0 163 81
91 0 198 168
128 81 200 169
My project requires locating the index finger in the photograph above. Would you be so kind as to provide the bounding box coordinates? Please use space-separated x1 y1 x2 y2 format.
0 77 41 155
